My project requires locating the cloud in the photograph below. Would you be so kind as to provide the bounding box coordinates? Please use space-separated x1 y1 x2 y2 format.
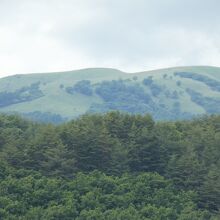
0 0 220 77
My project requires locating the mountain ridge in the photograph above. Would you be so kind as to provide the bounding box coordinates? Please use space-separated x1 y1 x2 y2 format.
2 65 220 78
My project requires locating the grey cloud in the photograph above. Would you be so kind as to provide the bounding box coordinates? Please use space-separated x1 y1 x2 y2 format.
0 0 220 76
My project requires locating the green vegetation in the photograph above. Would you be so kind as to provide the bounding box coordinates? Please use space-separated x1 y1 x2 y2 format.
90 79 191 120
174 72 220 92
186 89 220 113
0 66 220 122
93 80 154 114
0 171 211 219
143 76 153 86
0 82 44 107
0 112 220 219
142 77 163 97
66 80 93 96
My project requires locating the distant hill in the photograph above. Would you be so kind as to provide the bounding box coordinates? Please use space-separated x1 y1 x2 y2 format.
0 66 220 122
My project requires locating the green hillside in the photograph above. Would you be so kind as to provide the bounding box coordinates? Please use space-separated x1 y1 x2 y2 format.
0 66 220 122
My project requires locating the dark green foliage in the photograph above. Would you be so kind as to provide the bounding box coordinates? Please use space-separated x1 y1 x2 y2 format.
0 82 44 107
66 80 93 96
0 171 210 220
143 76 153 86
92 79 189 120
128 129 165 173
172 101 181 115
60 115 113 173
172 91 179 99
186 88 220 113
142 78 163 96
198 165 220 212
95 80 151 104
94 80 154 114
150 84 163 97
163 74 168 79
165 90 179 99
175 72 220 92
0 113 220 218
176 80 182 86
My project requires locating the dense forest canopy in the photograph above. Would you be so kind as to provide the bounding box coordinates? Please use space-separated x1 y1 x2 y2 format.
0 112 220 219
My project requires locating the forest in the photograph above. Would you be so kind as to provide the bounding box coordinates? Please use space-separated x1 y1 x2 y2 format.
0 112 220 219
0 82 43 107
174 72 220 92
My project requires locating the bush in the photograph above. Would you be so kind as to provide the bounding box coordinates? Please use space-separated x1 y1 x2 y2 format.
66 80 93 96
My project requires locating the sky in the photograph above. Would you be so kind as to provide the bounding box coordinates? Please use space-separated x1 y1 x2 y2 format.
0 0 220 77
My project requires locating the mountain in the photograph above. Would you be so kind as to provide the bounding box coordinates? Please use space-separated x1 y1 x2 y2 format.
0 66 220 122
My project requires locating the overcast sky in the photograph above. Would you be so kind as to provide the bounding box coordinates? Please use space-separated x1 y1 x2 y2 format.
0 0 220 77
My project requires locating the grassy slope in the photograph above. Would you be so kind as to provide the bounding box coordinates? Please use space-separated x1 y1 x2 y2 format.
0 66 220 119
134 66 220 114
0 68 125 117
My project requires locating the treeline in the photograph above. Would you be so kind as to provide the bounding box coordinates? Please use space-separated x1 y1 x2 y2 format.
22 111 67 124
65 79 192 120
0 112 220 219
0 82 44 107
175 72 220 92
186 88 220 114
